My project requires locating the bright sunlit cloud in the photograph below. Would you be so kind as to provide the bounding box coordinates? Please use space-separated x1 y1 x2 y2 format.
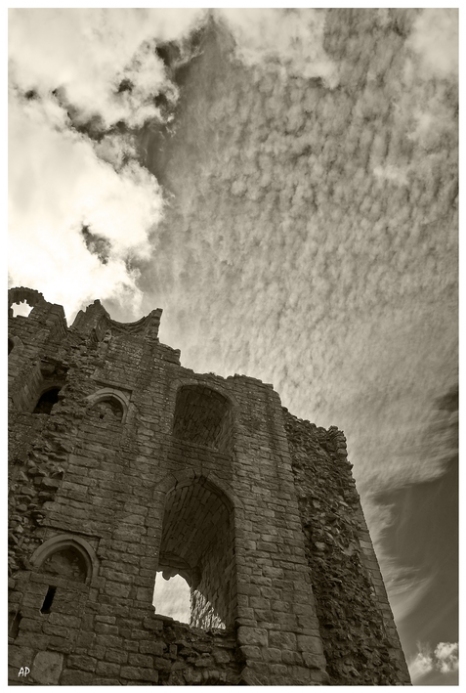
217 8 339 86
408 641 458 683
9 9 205 128
8 8 206 317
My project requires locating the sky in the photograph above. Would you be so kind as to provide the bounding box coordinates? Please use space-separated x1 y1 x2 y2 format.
8 7 459 685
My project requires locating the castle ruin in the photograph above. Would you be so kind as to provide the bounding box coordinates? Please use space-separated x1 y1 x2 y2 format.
8 287 411 685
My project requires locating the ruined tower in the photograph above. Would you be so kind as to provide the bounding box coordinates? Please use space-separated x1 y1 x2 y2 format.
8 287 411 685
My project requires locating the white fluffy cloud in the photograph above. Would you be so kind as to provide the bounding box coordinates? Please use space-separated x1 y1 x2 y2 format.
9 90 164 315
217 8 339 86
407 9 458 81
8 8 205 316
8 9 205 128
409 647 434 681
435 642 459 674
408 642 458 682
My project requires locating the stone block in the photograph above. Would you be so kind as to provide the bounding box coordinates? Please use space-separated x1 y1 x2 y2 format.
262 647 282 662
60 669 96 685
67 654 97 672
96 661 121 677
104 648 128 664
17 617 42 633
104 581 130 598
31 651 64 685
297 634 324 655
139 640 164 656
120 665 159 683
237 626 268 647
269 630 297 650
154 657 173 672
95 622 119 635
302 651 326 670
213 648 231 665
95 634 123 649
128 653 154 667
239 645 262 660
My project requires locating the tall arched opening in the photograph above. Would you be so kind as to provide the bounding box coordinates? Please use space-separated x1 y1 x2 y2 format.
156 477 236 630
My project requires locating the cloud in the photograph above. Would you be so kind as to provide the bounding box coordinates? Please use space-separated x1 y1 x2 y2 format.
408 642 458 683
217 8 339 86
408 646 434 681
8 89 165 315
373 164 409 187
378 560 434 624
434 642 459 674
8 9 207 317
407 9 458 81
153 573 190 623
394 9 458 153
8 9 205 128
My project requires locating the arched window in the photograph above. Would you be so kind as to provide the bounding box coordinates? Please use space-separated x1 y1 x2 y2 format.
39 546 88 583
86 388 129 423
8 338 14 355
156 477 236 630
89 397 124 422
33 387 61 415
173 385 232 452
30 537 96 618
30 535 96 584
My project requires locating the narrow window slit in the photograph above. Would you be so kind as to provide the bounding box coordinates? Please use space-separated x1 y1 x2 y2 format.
40 586 57 614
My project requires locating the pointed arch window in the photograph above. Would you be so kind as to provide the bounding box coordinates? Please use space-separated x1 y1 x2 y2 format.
30 536 97 619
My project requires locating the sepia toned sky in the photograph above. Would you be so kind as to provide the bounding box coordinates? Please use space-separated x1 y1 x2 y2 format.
8 7 458 685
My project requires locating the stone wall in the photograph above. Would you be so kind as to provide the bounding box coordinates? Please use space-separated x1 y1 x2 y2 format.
284 411 411 685
8 287 410 685
9 608 240 685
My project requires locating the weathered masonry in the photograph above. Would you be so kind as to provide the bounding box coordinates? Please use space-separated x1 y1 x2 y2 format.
8 287 411 685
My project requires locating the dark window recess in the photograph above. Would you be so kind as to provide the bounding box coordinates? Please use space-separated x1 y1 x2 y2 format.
173 385 232 451
40 586 57 614
91 398 124 422
8 611 21 638
33 388 61 415
8 338 13 355
40 547 87 583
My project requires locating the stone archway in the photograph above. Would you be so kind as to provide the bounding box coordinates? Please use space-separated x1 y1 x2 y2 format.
158 476 236 629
